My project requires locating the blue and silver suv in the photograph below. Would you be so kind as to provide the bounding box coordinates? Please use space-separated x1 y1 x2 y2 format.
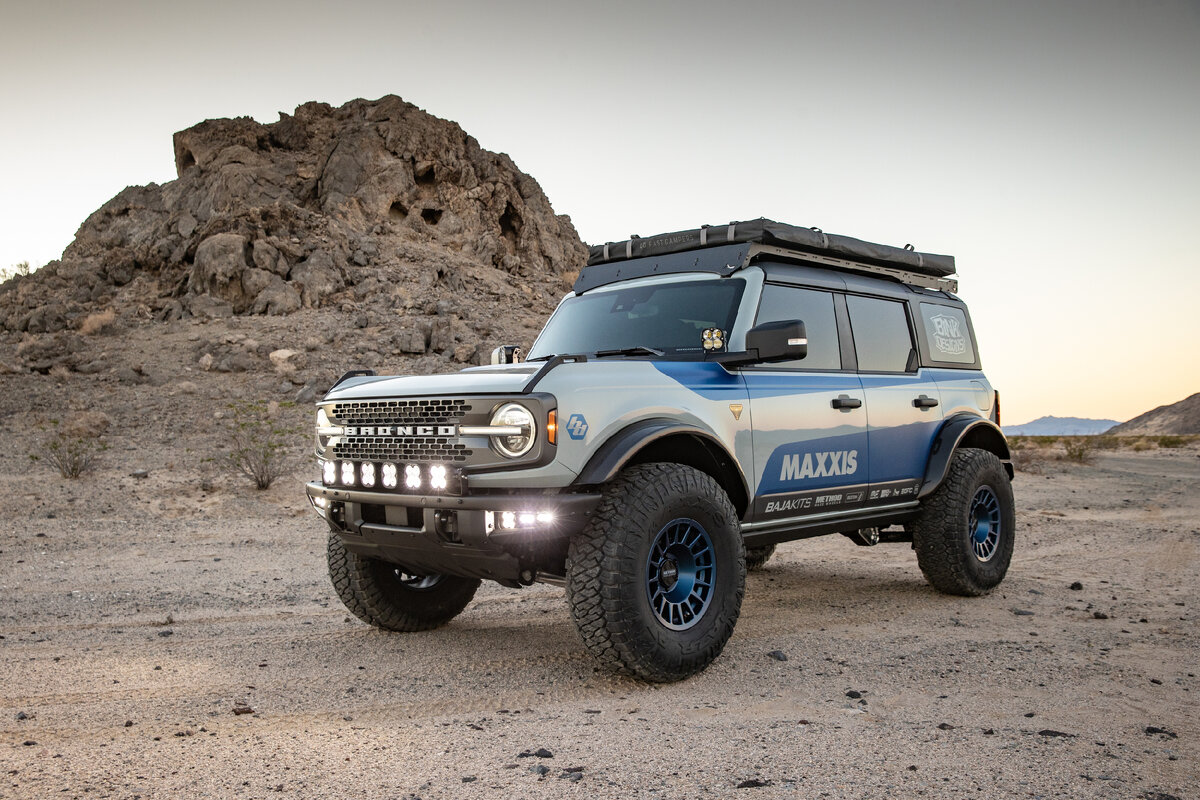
306 219 1014 682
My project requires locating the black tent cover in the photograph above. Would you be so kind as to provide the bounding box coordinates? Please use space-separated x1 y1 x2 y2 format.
587 218 955 278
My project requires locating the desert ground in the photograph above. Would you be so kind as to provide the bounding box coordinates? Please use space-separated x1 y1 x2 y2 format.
2 414 1197 799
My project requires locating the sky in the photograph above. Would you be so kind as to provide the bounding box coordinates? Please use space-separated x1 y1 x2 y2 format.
1 0 1197 425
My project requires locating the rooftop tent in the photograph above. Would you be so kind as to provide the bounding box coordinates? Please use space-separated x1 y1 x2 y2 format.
587 218 956 279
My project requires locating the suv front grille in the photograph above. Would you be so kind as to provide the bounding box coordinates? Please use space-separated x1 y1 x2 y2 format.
329 398 475 464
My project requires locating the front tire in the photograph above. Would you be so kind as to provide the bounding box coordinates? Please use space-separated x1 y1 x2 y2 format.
566 463 745 682
327 534 480 631
911 448 1015 596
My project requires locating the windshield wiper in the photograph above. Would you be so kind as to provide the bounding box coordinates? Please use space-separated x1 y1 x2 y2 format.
594 345 664 358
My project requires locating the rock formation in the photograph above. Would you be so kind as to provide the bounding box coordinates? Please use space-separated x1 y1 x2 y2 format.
0 96 586 361
1108 392 1200 435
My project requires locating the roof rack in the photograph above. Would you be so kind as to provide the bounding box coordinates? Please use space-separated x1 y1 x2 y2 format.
745 244 959 293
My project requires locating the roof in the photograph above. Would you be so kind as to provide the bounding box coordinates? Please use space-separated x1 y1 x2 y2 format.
575 219 959 295
587 218 955 278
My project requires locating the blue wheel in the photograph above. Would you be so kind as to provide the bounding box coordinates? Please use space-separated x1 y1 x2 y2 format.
969 486 1002 562
566 463 745 682
646 518 716 630
912 448 1015 596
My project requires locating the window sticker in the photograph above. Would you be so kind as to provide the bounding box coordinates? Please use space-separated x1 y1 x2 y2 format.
920 304 975 364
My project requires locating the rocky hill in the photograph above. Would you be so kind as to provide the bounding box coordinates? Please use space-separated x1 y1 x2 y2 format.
1108 392 1200 435
0 96 585 381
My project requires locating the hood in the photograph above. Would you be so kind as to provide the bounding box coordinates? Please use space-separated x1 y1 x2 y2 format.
322 364 540 402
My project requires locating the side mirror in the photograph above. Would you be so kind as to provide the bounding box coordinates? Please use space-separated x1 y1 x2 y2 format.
490 345 523 365
746 319 808 362
715 320 807 367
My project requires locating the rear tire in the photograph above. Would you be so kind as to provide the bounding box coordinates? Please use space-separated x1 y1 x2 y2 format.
745 544 776 571
911 448 1015 596
327 533 480 631
566 463 745 682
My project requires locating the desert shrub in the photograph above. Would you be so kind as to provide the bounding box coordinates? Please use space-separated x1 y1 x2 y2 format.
1010 446 1047 474
1092 435 1121 450
1131 438 1153 452
1030 435 1059 449
30 426 105 478
223 400 303 489
0 261 32 283
79 308 117 335
1062 437 1096 463
1156 435 1187 449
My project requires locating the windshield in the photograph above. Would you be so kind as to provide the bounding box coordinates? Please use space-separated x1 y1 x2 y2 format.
527 278 746 360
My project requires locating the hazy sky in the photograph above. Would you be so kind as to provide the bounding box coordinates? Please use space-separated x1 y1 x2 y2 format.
2 0 1197 424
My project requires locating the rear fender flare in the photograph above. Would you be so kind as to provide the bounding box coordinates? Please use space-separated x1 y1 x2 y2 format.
919 415 1013 499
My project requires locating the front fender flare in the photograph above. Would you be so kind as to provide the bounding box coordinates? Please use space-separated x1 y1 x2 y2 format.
575 418 749 502
918 415 1012 499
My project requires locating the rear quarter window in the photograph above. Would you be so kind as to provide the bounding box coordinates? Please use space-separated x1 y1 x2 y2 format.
919 303 976 364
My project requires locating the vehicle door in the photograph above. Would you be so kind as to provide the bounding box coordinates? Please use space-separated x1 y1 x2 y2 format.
744 283 868 523
845 294 944 506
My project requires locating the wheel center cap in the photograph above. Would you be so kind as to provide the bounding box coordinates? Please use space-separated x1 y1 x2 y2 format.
660 559 679 589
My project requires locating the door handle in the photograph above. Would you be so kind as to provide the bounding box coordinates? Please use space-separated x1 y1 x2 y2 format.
831 394 862 410
913 394 940 409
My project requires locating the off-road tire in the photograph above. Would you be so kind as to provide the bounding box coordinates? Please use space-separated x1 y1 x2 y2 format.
327 533 480 631
911 448 1015 596
566 463 745 682
745 544 776 571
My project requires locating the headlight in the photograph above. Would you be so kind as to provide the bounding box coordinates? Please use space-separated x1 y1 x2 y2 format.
316 407 342 451
490 402 536 458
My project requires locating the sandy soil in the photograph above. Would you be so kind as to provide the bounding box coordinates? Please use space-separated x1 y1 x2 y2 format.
2 436 1197 799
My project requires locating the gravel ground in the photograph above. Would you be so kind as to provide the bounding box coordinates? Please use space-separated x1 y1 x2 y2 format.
2 444 1197 799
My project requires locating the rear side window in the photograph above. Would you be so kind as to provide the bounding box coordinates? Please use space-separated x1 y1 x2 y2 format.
847 295 913 372
919 303 976 364
754 285 841 370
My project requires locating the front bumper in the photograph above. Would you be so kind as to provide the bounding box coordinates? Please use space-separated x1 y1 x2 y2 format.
305 482 602 584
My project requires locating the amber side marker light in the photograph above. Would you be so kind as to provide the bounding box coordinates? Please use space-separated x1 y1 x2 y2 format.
547 410 557 445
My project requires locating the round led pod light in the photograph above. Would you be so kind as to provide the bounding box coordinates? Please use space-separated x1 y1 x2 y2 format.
490 403 536 458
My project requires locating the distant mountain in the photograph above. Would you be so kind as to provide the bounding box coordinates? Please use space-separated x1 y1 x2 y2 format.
1004 416 1119 436
1108 393 1200 435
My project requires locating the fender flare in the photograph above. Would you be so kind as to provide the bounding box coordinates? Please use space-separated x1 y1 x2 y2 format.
918 415 1013 499
574 418 750 507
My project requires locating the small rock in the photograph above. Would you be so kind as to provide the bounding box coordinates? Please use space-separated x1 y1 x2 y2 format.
1144 726 1177 738
983 729 995 735
1024 712 1036 718
131 470 149 479
124 720 134 727
529 764 550 777
232 705 254 715
15 711 29 720
157 629 173 637
1069 581 1083 590
736 778 773 789
767 650 788 662
1093 611 1109 620
461 776 477 783
845 690 862 699
937 722 955 730
1038 729 1074 738
1012 609 1034 616
22 740 36 746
